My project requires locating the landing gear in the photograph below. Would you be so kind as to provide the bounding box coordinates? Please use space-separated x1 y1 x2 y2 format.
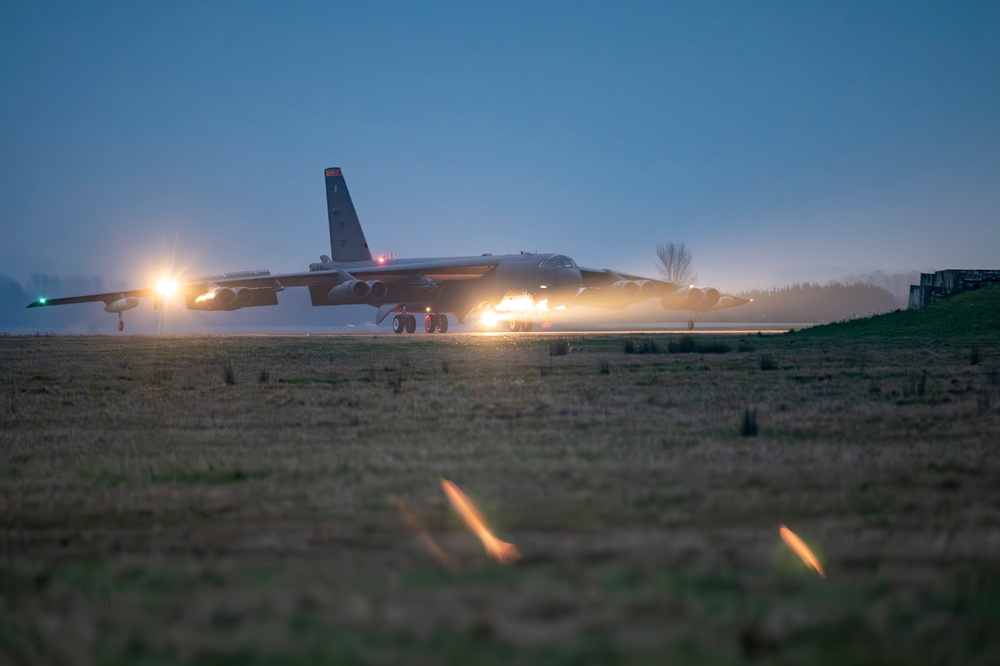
507 319 533 332
393 312 419 334
424 313 450 333
687 319 695 331
117 312 124 332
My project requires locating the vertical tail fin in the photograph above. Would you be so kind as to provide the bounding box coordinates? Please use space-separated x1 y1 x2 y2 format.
324 167 372 263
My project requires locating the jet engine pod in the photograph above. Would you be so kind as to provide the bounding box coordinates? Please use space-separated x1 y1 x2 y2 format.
609 280 641 299
233 288 254 308
367 280 388 300
697 288 720 311
104 297 140 313
214 288 236 308
661 286 704 311
191 287 236 310
327 280 371 304
634 280 659 299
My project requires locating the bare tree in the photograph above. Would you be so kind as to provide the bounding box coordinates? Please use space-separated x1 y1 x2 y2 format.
655 242 697 285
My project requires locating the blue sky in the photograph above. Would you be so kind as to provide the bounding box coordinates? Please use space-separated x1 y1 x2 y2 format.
2 0 998 297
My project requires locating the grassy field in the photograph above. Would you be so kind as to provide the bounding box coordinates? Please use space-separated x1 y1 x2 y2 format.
2 323 999 664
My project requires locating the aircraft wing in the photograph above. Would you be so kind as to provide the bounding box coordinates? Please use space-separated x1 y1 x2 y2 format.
25 256 504 331
26 288 157 307
578 267 681 292
574 266 748 313
334 257 500 282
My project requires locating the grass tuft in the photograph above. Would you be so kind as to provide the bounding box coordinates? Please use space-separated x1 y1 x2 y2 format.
625 338 659 354
970 347 981 366
258 369 269 383
549 339 571 356
740 407 758 437
903 370 928 398
599 360 611 375
223 358 235 385
759 353 778 371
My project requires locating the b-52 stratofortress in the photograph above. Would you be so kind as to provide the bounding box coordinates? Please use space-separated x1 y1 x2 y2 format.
28 167 750 332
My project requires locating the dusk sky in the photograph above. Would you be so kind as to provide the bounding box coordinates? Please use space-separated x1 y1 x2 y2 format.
2 1 998 299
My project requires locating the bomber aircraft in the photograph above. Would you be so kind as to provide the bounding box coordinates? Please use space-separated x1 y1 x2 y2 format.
27 167 750 332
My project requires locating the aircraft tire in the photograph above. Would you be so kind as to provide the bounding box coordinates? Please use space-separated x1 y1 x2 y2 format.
117 320 124 332
523 320 533 332
424 315 435 333
405 315 416 334
687 319 695 330
437 314 448 333
392 315 404 334
508 319 519 333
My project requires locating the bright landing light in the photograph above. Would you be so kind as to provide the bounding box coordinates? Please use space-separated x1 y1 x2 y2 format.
157 278 178 297
481 309 498 328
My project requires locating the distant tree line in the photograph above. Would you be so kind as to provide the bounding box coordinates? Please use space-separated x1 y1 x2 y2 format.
725 281 900 323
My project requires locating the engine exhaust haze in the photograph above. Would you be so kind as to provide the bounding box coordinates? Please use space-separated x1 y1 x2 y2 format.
440 478 520 564
779 525 826 578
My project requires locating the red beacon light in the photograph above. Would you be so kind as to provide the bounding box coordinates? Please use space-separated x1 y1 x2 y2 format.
377 256 386 264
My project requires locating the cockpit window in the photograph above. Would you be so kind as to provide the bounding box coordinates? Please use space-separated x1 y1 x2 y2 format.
539 255 577 269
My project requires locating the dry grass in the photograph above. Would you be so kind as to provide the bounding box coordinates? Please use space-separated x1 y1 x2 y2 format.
1 333 999 664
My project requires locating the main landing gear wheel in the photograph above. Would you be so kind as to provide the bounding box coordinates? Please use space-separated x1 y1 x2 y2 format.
687 319 695 330
508 319 520 332
425 313 449 333
117 313 124 332
507 319 533 332
393 314 417 333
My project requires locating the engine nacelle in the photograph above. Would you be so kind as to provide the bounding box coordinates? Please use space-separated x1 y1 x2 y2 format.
633 280 659 299
104 297 139 313
609 280 641 299
193 287 235 310
327 280 370 304
367 280 388 301
697 288 720 311
661 287 704 311
185 287 279 311
233 288 254 308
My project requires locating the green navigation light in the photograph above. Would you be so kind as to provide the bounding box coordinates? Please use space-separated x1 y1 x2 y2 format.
38 298 47 305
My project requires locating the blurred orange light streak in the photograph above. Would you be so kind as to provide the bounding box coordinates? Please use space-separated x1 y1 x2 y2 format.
780 525 826 578
389 494 458 569
440 479 521 564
